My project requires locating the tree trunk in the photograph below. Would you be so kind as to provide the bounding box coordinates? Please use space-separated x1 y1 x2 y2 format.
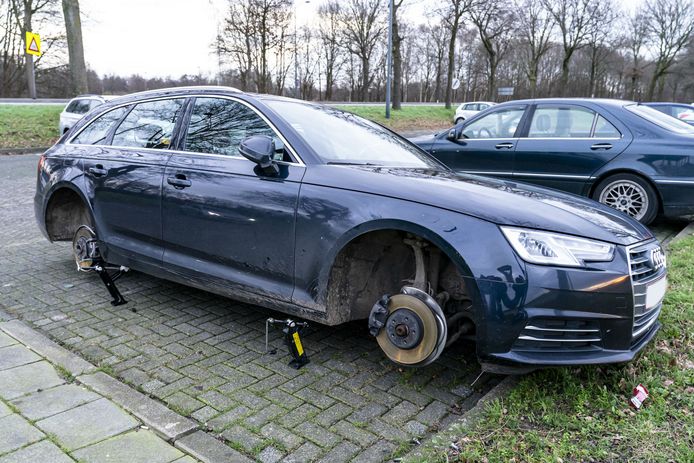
361 56 369 100
22 1 35 98
646 62 661 100
444 25 457 109
62 0 88 95
392 2 402 110
560 54 571 97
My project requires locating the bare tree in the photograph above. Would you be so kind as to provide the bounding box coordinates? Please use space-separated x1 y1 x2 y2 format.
542 0 601 96
625 7 649 100
644 0 694 100
469 0 514 100
339 0 385 101
317 1 343 101
439 0 470 108
514 0 554 98
220 1 256 91
61 0 86 95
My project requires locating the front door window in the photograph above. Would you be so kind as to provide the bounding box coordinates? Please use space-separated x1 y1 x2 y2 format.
461 107 525 139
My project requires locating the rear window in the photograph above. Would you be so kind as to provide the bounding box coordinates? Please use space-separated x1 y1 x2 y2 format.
626 104 694 134
71 107 128 145
65 99 92 115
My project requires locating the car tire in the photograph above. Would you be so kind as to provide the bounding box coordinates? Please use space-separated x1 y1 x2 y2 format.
455 118 464 125
592 173 659 225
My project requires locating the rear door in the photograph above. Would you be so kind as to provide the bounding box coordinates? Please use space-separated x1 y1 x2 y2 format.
429 104 527 178
78 97 186 269
513 103 631 194
161 96 304 302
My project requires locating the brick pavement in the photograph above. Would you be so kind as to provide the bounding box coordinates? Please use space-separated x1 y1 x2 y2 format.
0 154 498 461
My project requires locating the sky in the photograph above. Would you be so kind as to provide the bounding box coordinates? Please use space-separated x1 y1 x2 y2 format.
74 0 640 79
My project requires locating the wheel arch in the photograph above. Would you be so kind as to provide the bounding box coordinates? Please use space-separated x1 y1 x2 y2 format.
43 182 95 242
318 219 481 325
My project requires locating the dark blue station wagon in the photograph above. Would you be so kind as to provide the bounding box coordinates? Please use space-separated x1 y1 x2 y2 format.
412 98 694 224
35 88 667 371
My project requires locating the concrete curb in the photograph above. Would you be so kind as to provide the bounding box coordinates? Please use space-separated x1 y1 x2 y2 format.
0 319 95 377
668 222 694 248
78 371 198 442
403 375 519 462
0 147 48 155
0 319 250 463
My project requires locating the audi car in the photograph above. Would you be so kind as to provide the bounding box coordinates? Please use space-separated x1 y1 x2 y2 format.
412 98 694 225
35 87 666 371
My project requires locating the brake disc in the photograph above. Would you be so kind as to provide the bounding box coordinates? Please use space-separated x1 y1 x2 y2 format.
72 225 99 271
375 286 447 367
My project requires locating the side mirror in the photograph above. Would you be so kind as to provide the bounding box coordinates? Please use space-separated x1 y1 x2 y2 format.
446 128 457 141
239 135 279 176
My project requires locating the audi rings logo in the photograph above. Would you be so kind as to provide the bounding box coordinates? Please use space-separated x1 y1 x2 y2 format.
650 247 666 270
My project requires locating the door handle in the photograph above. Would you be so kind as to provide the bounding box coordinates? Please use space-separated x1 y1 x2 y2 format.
495 142 514 149
591 143 613 150
167 174 192 189
88 164 108 177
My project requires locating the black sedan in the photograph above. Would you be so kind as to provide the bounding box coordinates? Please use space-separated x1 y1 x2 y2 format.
412 98 694 224
35 87 666 372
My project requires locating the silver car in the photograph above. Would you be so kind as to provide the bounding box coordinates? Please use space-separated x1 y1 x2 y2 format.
59 95 113 134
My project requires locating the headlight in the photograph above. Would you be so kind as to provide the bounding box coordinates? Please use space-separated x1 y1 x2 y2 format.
501 227 615 267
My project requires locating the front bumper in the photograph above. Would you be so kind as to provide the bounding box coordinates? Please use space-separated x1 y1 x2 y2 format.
478 239 666 367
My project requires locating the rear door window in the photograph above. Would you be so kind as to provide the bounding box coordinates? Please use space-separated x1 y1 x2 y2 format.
71 107 128 145
528 107 595 138
112 98 185 150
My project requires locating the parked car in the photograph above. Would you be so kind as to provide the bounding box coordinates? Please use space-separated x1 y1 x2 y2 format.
35 87 665 372
412 98 694 224
454 101 496 124
644 102 694 126
59 95 113 134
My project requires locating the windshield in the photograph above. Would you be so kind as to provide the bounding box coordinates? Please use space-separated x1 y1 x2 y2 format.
264 100 442 168
626 104 694 134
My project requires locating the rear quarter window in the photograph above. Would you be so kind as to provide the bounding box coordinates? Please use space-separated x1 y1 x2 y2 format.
71 107 128 145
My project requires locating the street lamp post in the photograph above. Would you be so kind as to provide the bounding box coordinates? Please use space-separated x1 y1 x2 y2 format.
385 0 393 119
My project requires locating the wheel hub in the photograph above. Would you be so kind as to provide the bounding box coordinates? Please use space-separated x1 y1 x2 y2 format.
385 308 423 350
373 287 447 367
72 225 100 270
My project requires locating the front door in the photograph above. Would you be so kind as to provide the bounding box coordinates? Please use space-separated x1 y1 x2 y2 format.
513 104 631 194
161 97 304 302
429 104 527 178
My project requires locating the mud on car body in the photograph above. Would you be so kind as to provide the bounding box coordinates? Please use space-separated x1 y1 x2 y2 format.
35 87 666 372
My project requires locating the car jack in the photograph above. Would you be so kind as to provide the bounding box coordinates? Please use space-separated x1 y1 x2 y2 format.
93 263 129 307
265 318 310 369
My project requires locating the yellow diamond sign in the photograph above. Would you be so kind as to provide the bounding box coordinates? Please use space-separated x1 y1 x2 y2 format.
26 31 41 56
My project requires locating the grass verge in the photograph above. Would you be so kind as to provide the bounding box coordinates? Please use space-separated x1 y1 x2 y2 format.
410 235 694 463
334 105 454 132
0 105 61 149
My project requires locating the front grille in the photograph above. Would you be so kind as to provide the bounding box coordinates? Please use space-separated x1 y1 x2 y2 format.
628 241 666 342
513 318 602 352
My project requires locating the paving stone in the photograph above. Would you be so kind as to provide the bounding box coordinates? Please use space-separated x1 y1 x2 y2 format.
175 430 253 463
293 387 336 410
415 399 449 426
381 400 419 425
0 401 11 418
221 425 263 453
244 404 285 428
191 405 219 424
405 420 428 436
0 414 44 454
11 384 100 421
0 332 17 348
281 442 322 463
260 423 303 451
332 421 378 447
295 422 340 448
0 440 74 463
36 398 138 451
0 361 65 400
367 418 409 441
207 405 251 432
351 440 397 463
314 402 353 427
277 403 319 428
316 441 359 463
172 457 198 463
0 345 41 371
165 391 205 415
347 402 387 424
198 390 235 411
258 446 283 463
72 429 184 463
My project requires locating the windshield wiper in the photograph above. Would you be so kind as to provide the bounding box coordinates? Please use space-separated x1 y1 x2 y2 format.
326 161 379 166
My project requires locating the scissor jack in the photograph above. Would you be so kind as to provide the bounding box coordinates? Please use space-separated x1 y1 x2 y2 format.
265 318 310 369
72 225 131 309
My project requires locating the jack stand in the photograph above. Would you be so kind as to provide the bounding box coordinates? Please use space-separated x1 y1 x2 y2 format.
94 264 129 307
265 318 310 369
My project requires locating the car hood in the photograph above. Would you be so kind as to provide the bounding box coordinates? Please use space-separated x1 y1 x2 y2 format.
304 166 653 246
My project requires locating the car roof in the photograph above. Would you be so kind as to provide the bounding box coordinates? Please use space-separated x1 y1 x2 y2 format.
494 97 635 109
